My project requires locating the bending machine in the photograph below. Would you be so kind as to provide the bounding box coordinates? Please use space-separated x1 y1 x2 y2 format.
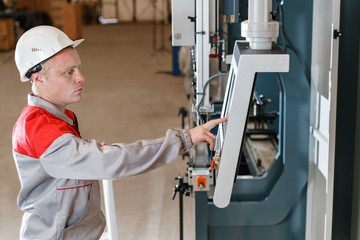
171 0 354 239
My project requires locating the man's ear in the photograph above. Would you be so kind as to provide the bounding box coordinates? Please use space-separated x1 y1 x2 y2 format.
32 72 43 83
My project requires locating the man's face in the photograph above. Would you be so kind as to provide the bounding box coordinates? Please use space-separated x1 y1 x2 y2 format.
37 48 85 111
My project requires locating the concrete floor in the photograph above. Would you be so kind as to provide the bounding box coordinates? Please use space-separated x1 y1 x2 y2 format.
0 23 195 240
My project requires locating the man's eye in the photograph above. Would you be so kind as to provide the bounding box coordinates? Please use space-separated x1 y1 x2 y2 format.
66 70 74 76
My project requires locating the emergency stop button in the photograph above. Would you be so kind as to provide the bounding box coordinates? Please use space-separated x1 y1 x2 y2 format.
196 175 206 190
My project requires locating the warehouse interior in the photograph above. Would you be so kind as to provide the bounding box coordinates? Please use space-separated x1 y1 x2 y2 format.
1 0 360 240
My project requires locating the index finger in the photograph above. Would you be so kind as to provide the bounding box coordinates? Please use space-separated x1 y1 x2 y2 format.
203 116 228 130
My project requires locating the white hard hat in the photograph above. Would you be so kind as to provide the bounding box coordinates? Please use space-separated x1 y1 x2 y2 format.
15 25 84 82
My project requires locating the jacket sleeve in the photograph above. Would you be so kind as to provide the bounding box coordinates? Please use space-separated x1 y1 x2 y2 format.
39 129 192 180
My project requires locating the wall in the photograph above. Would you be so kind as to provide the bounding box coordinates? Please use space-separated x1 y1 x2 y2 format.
101 0 170 22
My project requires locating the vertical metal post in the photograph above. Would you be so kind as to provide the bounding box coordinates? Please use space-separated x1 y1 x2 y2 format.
179 177 184 240
102 180 119 240
173 175 191 240
152 0 157 51
195 0 211 123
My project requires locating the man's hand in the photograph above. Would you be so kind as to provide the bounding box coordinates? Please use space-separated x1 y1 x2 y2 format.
188 117 228 150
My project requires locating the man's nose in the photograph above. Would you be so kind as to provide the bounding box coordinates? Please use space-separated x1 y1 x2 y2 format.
76 70 85 83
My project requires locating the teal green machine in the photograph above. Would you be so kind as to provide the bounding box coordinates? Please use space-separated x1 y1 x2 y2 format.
191 0 313 239
171 0 360 238
170 0 360 239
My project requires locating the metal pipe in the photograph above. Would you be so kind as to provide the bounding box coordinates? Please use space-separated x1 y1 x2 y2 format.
179 177 184 240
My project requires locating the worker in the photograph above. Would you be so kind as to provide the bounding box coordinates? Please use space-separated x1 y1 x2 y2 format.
12 25 227 239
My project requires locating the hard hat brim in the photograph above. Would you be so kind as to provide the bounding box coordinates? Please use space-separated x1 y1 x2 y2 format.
72 39 84 48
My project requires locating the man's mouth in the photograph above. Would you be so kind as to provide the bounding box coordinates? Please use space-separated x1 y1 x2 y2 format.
75 88 83 93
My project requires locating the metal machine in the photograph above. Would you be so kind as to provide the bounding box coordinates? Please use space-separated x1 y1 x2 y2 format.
99 0 358 239
171 0 356 239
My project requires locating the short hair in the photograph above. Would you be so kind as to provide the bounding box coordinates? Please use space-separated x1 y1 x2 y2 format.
29 59 52 94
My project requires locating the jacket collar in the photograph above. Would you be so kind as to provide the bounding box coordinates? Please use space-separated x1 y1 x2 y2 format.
27 93 74 126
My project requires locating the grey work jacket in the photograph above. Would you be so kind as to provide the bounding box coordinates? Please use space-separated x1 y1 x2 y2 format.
12 94 192 239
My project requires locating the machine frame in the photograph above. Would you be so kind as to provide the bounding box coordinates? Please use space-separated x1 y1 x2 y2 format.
214 41 289 208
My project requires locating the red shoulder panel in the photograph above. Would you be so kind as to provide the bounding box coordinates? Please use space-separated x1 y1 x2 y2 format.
13 106 80 159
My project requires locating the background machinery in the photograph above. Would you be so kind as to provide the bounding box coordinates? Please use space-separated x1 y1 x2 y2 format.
172 0 360 239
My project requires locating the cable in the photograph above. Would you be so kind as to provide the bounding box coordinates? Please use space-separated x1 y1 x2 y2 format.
276 0 310 85
196 72 229 124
